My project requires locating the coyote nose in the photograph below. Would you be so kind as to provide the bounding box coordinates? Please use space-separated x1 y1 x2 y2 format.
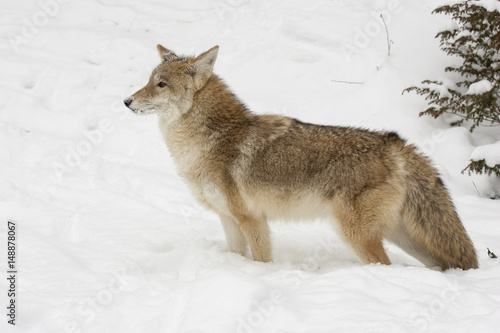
123 98 133 107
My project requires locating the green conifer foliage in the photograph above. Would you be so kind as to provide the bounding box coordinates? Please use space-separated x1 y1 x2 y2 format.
405 1 499 178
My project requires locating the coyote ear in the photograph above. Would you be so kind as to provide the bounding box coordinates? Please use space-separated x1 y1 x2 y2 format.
157 44 177 61
191 46 219 91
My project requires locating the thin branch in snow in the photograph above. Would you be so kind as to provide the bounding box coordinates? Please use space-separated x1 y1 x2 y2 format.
330 80 364 85
380 14 391 57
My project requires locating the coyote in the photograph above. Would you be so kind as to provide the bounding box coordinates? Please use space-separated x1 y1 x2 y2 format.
124 45 478 270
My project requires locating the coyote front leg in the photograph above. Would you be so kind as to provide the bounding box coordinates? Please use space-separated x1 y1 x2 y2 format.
236 214 272 262
226 208 271 262
220 215 248 256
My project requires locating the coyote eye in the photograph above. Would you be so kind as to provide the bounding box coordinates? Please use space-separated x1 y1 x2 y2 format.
158 82 167 88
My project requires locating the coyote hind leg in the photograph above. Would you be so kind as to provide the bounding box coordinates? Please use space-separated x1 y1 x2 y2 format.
331 186 402 266
342 226 392 265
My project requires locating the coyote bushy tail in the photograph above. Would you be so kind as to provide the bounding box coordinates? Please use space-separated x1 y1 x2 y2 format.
394 147 478 270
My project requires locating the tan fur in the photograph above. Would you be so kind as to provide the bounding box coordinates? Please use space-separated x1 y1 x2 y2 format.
124 45 478 270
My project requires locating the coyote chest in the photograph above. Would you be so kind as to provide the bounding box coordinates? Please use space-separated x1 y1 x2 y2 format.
159 116 230 214
159 116 206 176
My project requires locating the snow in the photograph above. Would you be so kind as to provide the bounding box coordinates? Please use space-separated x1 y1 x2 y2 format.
1 0 500 333
438 18 459 33
423 82 453 98
415 78 457 99
471 141 500 167
465 79 494 95
475 0 500 12
438 0 500 12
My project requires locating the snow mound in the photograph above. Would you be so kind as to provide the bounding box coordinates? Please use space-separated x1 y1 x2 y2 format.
471 141 500 167
465 80 493 95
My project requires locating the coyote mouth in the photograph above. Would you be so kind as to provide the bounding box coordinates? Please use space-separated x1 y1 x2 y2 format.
124 98 156 115
130 108 156 116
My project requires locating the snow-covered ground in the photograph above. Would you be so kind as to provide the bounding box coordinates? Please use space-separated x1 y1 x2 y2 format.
1 0 499 332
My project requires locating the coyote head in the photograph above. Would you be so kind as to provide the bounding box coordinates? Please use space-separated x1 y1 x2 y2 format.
124 45 219 120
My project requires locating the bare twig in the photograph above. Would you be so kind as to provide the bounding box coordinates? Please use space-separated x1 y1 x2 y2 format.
380 14 391 57
472 181 481 197
330 80 364 85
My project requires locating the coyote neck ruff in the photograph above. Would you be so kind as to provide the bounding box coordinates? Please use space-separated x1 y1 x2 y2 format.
124 45 478 270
